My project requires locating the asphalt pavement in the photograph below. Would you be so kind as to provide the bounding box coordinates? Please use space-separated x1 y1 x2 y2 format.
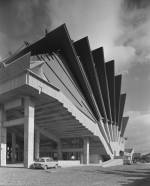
0 163 150 186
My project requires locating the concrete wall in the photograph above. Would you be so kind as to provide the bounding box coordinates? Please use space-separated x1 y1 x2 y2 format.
58 160 80 167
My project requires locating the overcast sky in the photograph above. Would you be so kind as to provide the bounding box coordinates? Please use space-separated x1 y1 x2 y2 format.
0 0 150 154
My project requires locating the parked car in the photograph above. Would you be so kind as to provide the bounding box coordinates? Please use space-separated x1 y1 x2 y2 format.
32 157 58 169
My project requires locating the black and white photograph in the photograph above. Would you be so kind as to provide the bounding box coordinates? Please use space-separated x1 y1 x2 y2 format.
0 0 150 185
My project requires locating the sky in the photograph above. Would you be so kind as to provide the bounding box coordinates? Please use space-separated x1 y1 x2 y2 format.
0 0 150 153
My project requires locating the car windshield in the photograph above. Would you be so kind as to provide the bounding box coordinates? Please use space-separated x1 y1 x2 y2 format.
35 158 45 162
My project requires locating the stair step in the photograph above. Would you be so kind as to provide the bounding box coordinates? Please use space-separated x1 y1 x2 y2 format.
102 159 123 167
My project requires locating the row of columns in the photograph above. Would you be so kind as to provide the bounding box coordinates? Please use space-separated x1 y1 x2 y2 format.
0 97 90 168
0 97 35 168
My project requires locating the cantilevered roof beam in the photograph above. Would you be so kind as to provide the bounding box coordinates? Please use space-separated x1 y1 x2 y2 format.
3 24 98 123
115 75 122 125
118 94 126 131
74 37 106 121
105 61 116 124
74 37 110 143
120 116 129 137
92 47 112 123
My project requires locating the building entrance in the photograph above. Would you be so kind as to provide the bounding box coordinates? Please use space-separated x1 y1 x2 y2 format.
7 127 24 164
62 151 81 160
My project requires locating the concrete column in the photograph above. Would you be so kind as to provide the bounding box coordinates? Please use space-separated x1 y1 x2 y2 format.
12 132 16 163
112 124 116 141
110 123 114 141
115 125 118 142
24 97 35 168
113 125 116 142
108 124 113 141
34 129 40 160
116 126 119 142
57 141 62 160
106 122 111 142
0 107 7 166
80 153 83 164
83 137 90 164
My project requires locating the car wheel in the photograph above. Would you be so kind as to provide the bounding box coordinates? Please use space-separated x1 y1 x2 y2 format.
44 165 48 170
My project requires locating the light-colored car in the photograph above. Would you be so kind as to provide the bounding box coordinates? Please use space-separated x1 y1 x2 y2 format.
33 157 58 169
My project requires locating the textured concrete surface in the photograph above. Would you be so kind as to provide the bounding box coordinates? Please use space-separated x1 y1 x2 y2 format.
0 163 150 186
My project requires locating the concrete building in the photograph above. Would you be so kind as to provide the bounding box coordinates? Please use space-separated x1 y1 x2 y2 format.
0 24 129 168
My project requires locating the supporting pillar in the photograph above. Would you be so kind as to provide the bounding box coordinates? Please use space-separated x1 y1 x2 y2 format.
24 97 35 168
106 121 111 142
112 124 116 141
83 137 90 164
34 129 40 160
57 141 62 160
80 153 83 164
12 132 16 163
108 123 113 141
0 107 7 166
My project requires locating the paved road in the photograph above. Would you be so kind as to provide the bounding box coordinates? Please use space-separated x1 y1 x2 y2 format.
0 163 150 186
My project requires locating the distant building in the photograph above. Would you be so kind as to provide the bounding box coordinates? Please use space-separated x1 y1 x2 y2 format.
124 148 134 164
0 24 129 168
141 153 150 163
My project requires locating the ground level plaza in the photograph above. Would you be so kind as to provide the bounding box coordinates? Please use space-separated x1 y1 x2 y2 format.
0 24 128 168
0 164 150 186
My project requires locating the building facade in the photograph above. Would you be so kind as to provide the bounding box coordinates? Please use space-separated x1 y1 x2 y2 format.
0 24 129 168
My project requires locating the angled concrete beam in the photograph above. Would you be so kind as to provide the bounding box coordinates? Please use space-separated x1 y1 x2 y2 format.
118 94 126 131
92 47 112 122
3 118 24 127
27 72 113 157
92 48 113 142
105 61 116 142
115 75 122 124
74 38 111 144
74 37 106 120
74 38 101 121
120 117 129 137
105 61 115 124
35 101 62 111
35 126 60 143
4 98 22 110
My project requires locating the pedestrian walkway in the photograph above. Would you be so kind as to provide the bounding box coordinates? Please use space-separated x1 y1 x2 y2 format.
6 163 24 168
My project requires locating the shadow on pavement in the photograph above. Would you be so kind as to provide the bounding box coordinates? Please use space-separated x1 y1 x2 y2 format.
120 168 150 186
75 165 150 186
94 167 150 186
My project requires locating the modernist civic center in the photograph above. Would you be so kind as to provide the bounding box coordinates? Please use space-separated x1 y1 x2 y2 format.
0 24 129 168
